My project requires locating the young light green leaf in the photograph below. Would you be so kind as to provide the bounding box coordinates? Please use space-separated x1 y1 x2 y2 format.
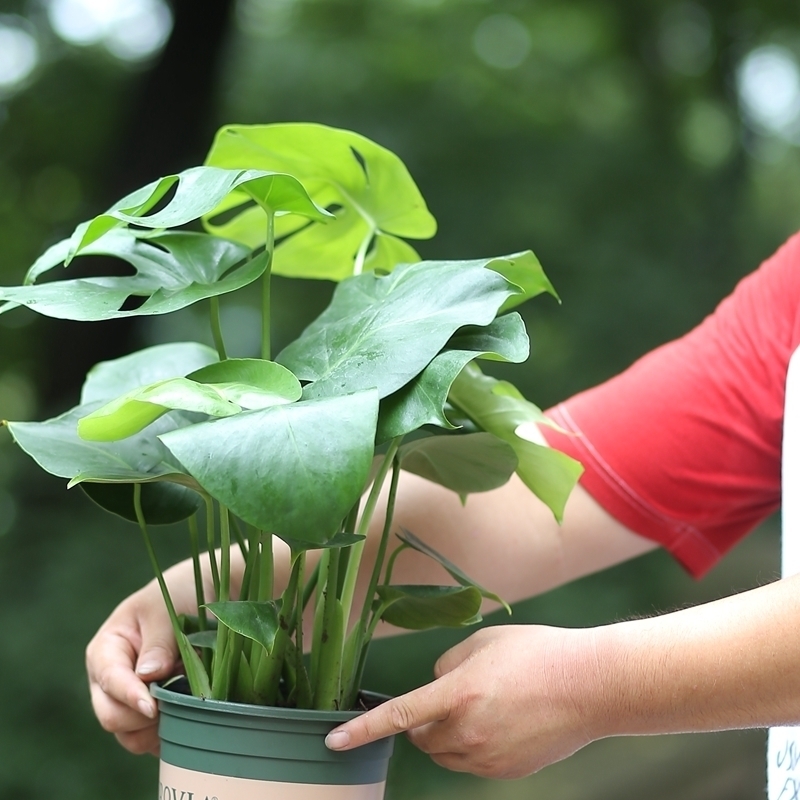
278 259 520 400
81 342 219 404
377 313 529 441
375 585 483 630
78 378 241 442
160 391 379 547
206 601 280 654
176 629 212 698
448 363 583 522
187 359 302 409
396 528 511 614
204 123 436 280
398 433 518 496
186 631 219 650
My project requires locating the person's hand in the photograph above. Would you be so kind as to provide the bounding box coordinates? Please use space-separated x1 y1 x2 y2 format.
325 624 609 779
85 579 180 756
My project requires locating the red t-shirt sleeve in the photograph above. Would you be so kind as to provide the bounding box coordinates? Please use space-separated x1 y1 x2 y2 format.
542 232 800 577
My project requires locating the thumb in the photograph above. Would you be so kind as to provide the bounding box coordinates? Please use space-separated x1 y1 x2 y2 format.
325 679 452 751
135 627 180 680
433 636 478 679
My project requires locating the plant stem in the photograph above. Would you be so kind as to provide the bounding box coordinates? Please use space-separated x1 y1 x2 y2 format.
209 296 227 360
353 230 374 276
314 547 344 709
204 496 220 599
339 438 402 632
343 455 401 705
211 503 232 700
261 211 275 361
187 514 207 631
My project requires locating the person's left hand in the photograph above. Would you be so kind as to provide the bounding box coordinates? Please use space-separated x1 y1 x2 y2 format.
325 624 611 779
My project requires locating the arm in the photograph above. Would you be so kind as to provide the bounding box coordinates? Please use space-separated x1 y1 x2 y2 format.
85 472 655 755
326 572 800 778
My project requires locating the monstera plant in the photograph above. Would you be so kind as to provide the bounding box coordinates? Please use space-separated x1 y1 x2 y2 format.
0 123 581 718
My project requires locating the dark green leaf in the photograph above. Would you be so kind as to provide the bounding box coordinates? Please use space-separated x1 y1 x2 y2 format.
206 601 280 654
398 433 518 495
376 585 483 630
160 391 379 547
396 528 511 613
81 481 201 526
204 123 436 280
186 631 219 650
280 530 366 552
448 364 583 522
278 259 519 400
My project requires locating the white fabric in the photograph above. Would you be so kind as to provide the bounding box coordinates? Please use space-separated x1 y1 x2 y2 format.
767 348 800 799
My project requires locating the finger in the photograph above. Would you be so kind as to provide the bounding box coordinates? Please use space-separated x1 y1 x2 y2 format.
135 620 179 680
115 726 161 757
325 680 453 751
90 682 156 734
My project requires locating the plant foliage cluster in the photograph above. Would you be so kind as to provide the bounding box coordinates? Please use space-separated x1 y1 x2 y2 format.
1 123 581 710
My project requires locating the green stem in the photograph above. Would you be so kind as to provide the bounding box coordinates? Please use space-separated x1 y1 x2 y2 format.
219 505 231 602
383 542 409 586
339 438 402 633
314 547 343 709
187 514 207 631
261 211 275 361
353 229 374 276
344 455 401 704
204 497 220 600
209 296 227 360
211 503 232 700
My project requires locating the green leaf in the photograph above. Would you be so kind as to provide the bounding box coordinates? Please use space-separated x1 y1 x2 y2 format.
204 123 436 280
186 630 219 650
78 378 240 442
176 630 212 698
187 359 302 410
278 258 520 400
396 528 511 614
81 342 219 403
5 231 269 322
5 345 216 525
81 481 201 526
377 313 529 441
376 585 483 630
280 530 366 552
160 391 379 547
484 250 559 312
448 363 583 522
62 165 329 258
206 601 280 654
399 433 518 495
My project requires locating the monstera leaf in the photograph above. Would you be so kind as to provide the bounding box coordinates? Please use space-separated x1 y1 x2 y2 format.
278 258 521 400
1 231 269 322
203 123 437 279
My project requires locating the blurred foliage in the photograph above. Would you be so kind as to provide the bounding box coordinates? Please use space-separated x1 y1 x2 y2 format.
0 0 797 797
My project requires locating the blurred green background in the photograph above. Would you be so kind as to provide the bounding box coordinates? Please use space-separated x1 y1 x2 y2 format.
0 0 796 797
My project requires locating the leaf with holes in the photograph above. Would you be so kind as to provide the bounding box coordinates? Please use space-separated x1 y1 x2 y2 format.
204 123 436 280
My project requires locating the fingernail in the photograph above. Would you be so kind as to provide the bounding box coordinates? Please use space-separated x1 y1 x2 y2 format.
325 730 350 750
136 660 162 676
138 698 156 719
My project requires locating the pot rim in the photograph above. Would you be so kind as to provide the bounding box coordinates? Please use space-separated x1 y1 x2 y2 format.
151 680 389 723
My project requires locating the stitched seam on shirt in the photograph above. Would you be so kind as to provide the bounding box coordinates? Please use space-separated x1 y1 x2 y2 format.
553 403 721 559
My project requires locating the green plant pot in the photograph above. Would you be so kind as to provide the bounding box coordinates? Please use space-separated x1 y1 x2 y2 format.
152 683 395 800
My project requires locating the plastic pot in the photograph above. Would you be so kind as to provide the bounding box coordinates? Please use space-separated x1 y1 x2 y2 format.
152 682 394 800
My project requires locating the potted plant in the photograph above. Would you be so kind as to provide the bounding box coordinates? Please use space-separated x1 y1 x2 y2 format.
0 123 582 799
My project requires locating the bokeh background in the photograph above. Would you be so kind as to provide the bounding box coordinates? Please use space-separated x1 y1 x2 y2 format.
0 0 796 797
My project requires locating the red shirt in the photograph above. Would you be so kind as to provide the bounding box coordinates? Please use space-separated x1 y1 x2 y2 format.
542 232 800 577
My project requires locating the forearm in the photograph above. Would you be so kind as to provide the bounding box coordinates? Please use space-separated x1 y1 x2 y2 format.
590 573 800 739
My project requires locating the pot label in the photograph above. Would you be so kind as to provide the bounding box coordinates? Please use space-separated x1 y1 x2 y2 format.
159 762 386 800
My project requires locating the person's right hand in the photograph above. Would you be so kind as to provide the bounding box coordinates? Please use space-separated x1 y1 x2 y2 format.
86 579 180 756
